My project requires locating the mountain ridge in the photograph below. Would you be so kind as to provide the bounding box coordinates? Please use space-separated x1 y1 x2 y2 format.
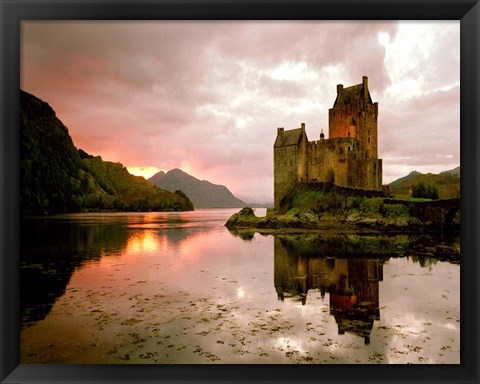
149 168 246 208
439 166 460 177
388 171 423 187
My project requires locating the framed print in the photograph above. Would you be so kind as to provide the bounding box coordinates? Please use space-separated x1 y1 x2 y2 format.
1 0 479 383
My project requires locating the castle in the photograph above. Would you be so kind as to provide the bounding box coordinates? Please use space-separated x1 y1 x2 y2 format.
274 76 383 210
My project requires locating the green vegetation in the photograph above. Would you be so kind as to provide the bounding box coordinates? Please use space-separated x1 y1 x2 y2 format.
77 156 194 211
411 181 439 200
224 207 262 229
394 197 432 202
20 90 83 211
225 186 421 231
20 90 193 213
280 188 392 218
389 172 459 199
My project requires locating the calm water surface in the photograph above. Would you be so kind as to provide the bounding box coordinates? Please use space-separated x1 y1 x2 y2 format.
20 209 460 364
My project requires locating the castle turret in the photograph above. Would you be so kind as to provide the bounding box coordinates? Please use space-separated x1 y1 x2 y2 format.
363 76 368 102
328 76 377 158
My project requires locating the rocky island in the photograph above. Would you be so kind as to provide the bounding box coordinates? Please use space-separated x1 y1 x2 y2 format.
225 185 460 234
226 77 460 235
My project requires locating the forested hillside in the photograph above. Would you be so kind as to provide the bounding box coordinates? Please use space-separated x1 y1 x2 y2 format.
20 90 193 213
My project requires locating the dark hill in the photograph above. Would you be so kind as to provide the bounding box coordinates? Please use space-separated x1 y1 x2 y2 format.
20 90 193 212
149 168 246 208
21 90 83 211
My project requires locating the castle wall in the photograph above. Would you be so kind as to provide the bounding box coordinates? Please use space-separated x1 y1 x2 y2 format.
307 138 365 188
361 103 379 158
347 157 382 190
275 136 382 208
297 133 308 182
274 145 298 210
274 127 309 210
304 138 382 190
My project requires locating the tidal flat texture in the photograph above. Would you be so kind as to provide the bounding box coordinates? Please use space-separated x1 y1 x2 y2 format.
20 210 459 364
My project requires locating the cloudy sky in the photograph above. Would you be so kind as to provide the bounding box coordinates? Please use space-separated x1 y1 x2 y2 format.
20 21 459 202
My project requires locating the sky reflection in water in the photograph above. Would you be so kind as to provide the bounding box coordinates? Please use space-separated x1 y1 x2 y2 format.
20 209 459 364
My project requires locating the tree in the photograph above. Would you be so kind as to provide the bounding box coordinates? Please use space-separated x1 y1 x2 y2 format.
411 182 439 199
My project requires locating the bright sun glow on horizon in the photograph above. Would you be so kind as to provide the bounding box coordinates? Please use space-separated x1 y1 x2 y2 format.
127 164 199 181
127 166 163 180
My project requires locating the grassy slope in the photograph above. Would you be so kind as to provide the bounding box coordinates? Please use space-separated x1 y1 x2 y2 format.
389 173 460 199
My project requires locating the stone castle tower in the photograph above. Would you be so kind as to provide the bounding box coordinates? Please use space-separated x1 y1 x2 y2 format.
274 76 382 210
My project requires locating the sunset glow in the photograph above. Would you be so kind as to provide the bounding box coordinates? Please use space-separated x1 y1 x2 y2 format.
20 21 460 201
126 166 163 180
126 231 160 254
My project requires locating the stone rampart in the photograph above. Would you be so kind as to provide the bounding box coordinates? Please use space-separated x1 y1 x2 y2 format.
295 181 387 198
383 198 460 229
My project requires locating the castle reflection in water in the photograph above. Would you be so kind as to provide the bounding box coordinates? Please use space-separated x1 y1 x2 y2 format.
274 235 387 344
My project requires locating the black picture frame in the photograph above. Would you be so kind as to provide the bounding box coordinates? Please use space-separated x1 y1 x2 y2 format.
1 0 479 383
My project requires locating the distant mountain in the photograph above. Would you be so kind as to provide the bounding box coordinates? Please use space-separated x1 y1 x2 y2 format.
439 166 460 177
149 168 246 208
388 170 460 199
243 202 274 209
236 194 274 208
20 90 193 213
388 171 422 187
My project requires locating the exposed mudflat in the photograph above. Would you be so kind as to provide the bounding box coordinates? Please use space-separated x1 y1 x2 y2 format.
21 254 460 364
20 211 460 364
21 272 459 364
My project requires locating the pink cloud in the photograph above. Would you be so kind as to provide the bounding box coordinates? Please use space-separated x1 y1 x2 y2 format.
21 21 459 201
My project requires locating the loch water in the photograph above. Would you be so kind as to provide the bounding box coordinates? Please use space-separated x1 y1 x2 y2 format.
20 209 460 364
